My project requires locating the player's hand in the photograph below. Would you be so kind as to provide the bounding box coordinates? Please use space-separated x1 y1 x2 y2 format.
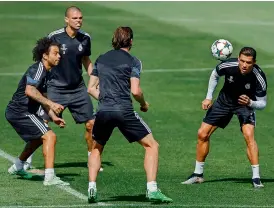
238 94 250 106
50 102 64 115
140 101 149 112
202 99 212 110
53 117 66 128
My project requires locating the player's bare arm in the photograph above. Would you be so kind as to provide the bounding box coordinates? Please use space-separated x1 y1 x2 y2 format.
36 97 65 128
87 75 99 100
82 56 93 76
42 105 66 128
25 85 64 115
48 110 66 128
130 77 149 112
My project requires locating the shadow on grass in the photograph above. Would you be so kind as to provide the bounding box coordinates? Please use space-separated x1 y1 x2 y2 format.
205 178 274 183
99 194 172 205
16 172 79 182
53 161 114 168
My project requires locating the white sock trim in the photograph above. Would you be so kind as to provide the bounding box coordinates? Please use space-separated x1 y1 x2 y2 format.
45 168 55 181
194 160 205 174
251 164 260 179
15 158 25 170
147 181 158 192
26 153 34 164
89 181 96 190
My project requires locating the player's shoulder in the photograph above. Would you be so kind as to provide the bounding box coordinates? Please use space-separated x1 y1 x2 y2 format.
132 55 141 63
216 58 238 69
252 64 267 90
27 62 45 79
78 29 91 39
253 64 264 72
48 28 65 38
100 49 120 59
252 64 266 77
27 61 42 71
131 56 142 67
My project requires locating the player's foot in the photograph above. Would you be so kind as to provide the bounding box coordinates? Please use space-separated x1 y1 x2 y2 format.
252 178 264 188
146 189 173 203
88 187 97 203
43 176 70 186
181 173 204 184
8 164 32 179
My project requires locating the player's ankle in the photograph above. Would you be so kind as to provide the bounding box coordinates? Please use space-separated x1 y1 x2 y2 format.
147 181 158 192
45 168 55 181
15 158 25 170
194 160 205 174
88 181 96 190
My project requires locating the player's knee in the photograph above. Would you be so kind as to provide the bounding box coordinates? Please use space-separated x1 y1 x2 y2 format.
197 129 210 142
150 139 159 150
85 120 94 132
243 130 255 143
141 134 159 150
43 130 57 143
92 140 104 153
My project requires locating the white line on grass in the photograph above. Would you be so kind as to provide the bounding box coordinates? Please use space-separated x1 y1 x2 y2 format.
0 64 273 77
160 18 274 26
2 204 274 208
1 153 273 207
0 149 108 205
2 14 274 26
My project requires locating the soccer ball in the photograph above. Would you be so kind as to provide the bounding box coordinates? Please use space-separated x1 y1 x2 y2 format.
211 39 233 61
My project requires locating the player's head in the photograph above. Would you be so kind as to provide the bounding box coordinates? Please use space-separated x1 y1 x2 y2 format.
32 37 61 68
112 26 133 50
65 6 83 30
238 47 257 75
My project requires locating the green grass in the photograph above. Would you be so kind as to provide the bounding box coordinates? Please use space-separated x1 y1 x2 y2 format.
1 2 274 208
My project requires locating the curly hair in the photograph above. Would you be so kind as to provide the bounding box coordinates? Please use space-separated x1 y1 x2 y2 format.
112 27 133 50
32 37 60 62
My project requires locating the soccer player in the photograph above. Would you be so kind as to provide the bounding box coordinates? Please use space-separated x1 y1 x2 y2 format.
6 37 69 186
182 47 267 188
86 26 173 203
30 6 100 170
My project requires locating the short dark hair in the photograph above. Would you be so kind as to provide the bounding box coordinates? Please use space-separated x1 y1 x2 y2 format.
32 37 60 62
239 47 257 61
65 6 82 17
112 26 133 50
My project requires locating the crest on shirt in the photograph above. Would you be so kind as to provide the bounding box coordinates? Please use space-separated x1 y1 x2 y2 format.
61 44 67 54
227 76 234 83
39 109 44 116
245 83 250 89
78 44 83 52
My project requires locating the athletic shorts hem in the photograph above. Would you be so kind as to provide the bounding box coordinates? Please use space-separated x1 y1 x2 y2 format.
202 118 226 129
75 115 96 124
128 132 151 143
